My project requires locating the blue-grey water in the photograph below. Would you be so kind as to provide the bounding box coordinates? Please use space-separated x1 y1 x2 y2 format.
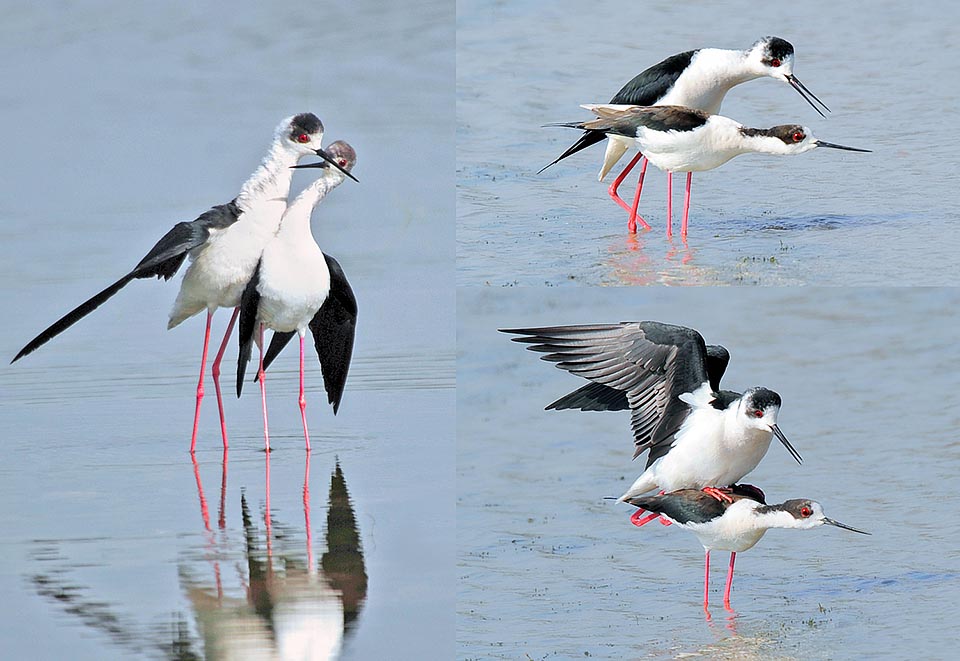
0 1 454 659
457 0 960 286
458 288 959 659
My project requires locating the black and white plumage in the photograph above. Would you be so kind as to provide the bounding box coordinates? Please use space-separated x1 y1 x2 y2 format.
11 113 355 452
501 322 803 501
625 486 869 608
539 36 828 179
236 141 358 452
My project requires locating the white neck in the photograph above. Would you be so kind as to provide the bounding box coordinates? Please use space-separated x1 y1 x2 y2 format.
660 49 759 114
236 139 300 209
276 170 346 242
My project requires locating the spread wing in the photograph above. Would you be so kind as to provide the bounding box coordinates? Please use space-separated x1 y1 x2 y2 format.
548 343 729 412
537 49 698 172
12 201 240 363
502 321 711 461
308 254 357 414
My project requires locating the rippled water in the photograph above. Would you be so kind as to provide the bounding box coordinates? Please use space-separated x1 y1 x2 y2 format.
456 0 960 285
0 1 454 658
457 287 959 659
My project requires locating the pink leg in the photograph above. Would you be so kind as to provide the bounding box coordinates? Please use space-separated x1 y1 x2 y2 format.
257 323 271 452
702 486 735 503
190 311 214 454
607 152 644 212
210 307 239 450
303 452 313 571
703 549 711 610
723 552 737 607
681 172 692 238
299 334 311 452
630 510 661 527
627 158 651 234
666 172 673 237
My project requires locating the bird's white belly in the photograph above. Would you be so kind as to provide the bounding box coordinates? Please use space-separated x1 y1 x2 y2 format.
649 411 773 491
256 247 330 333
689 507 769 552
634 128 739 173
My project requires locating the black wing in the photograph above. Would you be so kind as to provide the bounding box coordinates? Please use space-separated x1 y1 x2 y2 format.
538 49 697 172
11 201 240 363
547 344 728 412
624 483 763 525
261 331 297 375
235 258 262 397
308 254 357 414
501 321 711 463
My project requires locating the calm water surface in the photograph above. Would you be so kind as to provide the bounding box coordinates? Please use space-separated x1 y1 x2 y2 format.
0 2 454 658
458 288 959 659
457 0 960 285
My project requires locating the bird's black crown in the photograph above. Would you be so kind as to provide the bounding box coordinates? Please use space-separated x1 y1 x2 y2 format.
745 387 782 410
290 112 323 137
757 36 795 61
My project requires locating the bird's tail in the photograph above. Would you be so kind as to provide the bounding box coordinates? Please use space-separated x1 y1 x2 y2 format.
536 129 607 174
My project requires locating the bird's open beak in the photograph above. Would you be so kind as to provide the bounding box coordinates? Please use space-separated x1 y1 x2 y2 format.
823 517 871 535
814 140 872 153
786 74 830 118
771 424 803 465
291 147 359 182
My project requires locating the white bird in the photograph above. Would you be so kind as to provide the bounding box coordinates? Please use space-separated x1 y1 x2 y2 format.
11 114 356 453
550 105 868 237
501 321 803 504
625 485 869 609
538 36 830 233
236 141 358 452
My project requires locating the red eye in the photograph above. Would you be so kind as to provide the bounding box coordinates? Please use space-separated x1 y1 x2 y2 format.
792 131 804 142
771 58 781 67
800 506 812 517
338 159 347 167
753 410 763 418
296 133 310 143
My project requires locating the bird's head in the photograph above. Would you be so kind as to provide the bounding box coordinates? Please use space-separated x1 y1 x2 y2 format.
740 387 802 464
776 499 871 535
291 139 359 182
746 125 871 156
278 113 326 156
746 36 829 117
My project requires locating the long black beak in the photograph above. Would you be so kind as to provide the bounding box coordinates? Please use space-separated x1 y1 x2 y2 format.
771 424 803 465
814 140 872 153
786 74 830 118
823 517 871 535
291 147 358 182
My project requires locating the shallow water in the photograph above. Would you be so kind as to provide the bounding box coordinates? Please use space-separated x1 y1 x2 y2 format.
456 0 960 285
0 1 454 658
457 288 959 659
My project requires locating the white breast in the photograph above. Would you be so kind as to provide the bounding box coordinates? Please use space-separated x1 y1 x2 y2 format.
256 239 330 334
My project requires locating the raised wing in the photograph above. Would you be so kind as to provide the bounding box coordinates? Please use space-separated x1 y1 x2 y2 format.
502 321 711 461
235 258 262 397
548 343 729 412
537 50 697 173
12 201 240 363
308 254 357 414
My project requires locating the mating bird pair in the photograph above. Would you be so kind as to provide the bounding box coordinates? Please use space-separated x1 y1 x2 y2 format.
503 321 868 609
11 114 360 453
540 36 870 236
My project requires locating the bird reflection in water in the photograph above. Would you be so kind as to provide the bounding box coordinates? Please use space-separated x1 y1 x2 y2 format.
605 232 697 285
183 454 368 660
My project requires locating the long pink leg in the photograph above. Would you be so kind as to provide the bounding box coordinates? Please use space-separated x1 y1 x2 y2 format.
299 334 311 452
627 158 651 233
681 172 693 238
257 323 270 452
723 552 737 608
703 549 711 610
210 307 239 450
189 311 214 454
666 172 674 237
608 152 644 212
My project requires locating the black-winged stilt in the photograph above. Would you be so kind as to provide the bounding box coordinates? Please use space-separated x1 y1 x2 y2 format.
11 113 356 453
550 105 868 237
625 485 869 609
236 141 358 452
538 36 830 233
501 322 803 502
